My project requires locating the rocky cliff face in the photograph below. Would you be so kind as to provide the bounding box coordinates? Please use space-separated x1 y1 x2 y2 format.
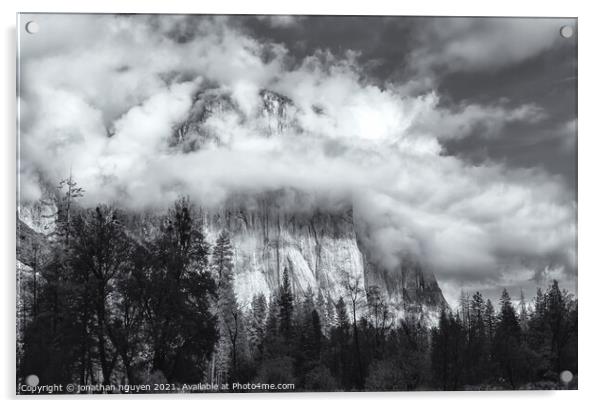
16 87 448 324
202 202 364 309
199 198 446 323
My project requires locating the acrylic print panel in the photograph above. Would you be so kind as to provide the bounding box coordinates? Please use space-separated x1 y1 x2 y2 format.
16 14 577 394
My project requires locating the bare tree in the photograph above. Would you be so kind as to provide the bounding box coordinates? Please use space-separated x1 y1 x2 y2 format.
366 285 393 350
70 206 130 385
339 269 366 388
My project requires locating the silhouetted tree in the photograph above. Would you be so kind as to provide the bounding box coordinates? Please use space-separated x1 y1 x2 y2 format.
145 198 217 383
278 267 294 343
492 289 523 388
466 292 487 384
340 270 365 388
430 309 465 390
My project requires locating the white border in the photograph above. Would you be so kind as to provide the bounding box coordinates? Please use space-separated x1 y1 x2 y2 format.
2 1 600 407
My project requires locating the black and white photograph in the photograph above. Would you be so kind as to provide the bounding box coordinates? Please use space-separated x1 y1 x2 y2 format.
16 14 577 393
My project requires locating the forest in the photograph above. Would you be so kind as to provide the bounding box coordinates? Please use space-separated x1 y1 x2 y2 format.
17 180 578 392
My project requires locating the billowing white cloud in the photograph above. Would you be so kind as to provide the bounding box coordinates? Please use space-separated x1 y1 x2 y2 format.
18 15 576 302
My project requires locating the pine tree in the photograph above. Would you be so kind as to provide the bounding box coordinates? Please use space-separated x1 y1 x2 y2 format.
518 290 529 331
213 230 248 383
483 299 496 343
248 293 268 359
278 267 294 342
23 175 86 385
20 179 87 387
466 292 486 383
213 230 234 281
469 292 485 332
293 290 323 385
430 308 466 390
334 297 350 331
300 288 316 320
262 293 284 358
330 296 352 388
482 297 496 376
55 173 85 245
528 288 548 350
315 291 330 335
493 289 523 388
459 290 471 330
545 280 567 374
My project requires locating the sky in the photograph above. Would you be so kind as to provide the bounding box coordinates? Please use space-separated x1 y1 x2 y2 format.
18 14 577 307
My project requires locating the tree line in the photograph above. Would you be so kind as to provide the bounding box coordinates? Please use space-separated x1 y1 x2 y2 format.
431 284 577 390
17 184 577 392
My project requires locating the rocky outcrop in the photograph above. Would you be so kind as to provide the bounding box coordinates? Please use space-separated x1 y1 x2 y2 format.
200 197 447 323
202 202 364 309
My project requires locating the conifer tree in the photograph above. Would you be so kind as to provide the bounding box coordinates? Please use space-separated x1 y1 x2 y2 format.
467 292 486 383
278 267 294 342
248 293 268 359
518 290 529 331
330 296 351 388
213 230 234 281
55 173 85 245
459 290 471 330
315 291 330 335
493 289 522 388
262 293 284 358
430 308 466 390
545 280 568 374
213 230 248 383
146 198 217 383
484 299 496 344
21 176 87 386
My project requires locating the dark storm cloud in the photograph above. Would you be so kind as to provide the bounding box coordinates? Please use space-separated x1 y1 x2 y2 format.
18 14 577 305
236 15 418 83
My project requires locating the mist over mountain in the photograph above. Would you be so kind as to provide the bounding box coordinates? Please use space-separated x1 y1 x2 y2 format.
19 77 451 322
16 14 579 393
18 14 576 308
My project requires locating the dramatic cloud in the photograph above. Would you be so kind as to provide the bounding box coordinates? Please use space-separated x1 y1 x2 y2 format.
18 15 577 303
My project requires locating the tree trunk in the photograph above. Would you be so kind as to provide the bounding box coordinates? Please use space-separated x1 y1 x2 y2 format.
351 300 363 388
